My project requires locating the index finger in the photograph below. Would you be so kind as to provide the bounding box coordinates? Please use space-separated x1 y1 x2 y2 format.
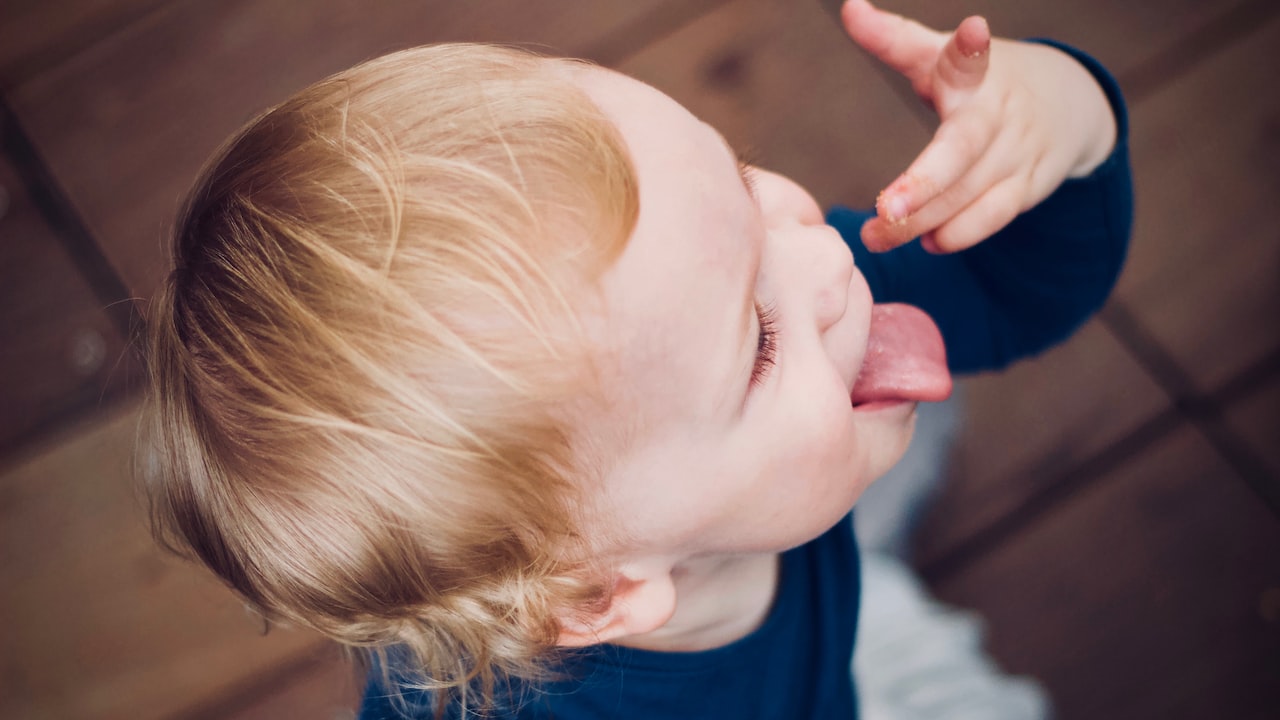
876 104 997 223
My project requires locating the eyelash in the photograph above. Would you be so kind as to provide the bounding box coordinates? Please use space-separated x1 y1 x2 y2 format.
739 160 759 198
736 146 760 199
751 302 778 388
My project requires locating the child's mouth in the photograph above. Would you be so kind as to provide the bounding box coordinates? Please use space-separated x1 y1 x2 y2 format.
849 303 952 408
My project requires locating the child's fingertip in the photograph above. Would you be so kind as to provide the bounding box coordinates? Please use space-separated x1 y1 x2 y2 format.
861 221 894 253
876 181 915 224
884 193 909 222
956 16 990 59
842 0 883 38
841 0 868 22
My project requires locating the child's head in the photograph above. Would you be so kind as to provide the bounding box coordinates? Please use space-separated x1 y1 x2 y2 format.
144 44 638 696
144 41 944 706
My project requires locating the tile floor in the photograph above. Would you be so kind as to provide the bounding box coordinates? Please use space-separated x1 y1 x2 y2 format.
1 0 1276 718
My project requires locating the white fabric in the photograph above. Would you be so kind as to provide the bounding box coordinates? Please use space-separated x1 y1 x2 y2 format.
854 551 1051 720
855 393 962 556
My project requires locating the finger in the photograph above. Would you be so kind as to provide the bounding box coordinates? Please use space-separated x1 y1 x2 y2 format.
840 0 944 81
860 214 913 253
934 15 991 101
866 125 1019 253
876 102 999 223
928 175 1027 253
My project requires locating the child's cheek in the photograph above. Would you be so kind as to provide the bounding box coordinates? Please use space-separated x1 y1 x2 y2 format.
779 379 857 471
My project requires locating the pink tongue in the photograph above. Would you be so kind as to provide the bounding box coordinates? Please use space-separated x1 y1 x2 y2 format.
850 303 952 406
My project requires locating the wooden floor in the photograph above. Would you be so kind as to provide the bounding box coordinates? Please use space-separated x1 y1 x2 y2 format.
1 1 1277 718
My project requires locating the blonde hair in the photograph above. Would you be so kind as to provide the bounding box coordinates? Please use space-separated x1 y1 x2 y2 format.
141 44 639 712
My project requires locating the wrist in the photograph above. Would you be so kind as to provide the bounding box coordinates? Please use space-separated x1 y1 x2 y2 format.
1026 39 1123 178
1066 66 1118 178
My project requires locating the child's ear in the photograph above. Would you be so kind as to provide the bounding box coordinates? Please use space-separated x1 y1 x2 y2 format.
555 561 677 648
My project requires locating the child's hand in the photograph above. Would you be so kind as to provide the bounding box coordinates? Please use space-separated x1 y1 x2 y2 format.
841 0 1117 253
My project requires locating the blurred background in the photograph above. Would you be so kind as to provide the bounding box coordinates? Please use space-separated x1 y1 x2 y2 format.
1 0 1277 718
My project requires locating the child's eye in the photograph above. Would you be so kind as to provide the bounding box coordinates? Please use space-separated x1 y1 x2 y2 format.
750 302 778 388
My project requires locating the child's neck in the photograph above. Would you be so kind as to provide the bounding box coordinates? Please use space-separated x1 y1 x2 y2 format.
616 551 781 653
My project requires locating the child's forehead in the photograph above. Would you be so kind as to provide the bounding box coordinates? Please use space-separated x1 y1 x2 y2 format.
563 64 709 149
569 104 755 445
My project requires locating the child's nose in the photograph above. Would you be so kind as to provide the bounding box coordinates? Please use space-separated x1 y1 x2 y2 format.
806 225 856 332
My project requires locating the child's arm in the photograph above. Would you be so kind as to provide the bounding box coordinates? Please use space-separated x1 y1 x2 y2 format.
826 0 1133 373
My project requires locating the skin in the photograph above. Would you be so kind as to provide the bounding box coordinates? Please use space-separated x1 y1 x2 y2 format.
555 0 1117 652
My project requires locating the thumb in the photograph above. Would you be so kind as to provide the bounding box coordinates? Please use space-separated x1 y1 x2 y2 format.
841 0 943 83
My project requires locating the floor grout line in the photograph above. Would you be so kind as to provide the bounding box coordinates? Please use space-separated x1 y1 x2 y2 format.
0 97 145 469
919 338 1280 586
917 407 1184 585
1189 349 1280 516
1205 345 1280 409
0 385 138 475
1098 301 1198 401
1101 302 1280 514
1197 412 1280 514
1 98 140 339
167 641 355 720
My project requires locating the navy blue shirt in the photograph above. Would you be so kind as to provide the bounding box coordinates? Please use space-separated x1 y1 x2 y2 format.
361 524 861 719
360 41 1132 720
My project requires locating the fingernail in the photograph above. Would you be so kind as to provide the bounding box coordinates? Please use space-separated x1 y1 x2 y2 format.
884 193 908 222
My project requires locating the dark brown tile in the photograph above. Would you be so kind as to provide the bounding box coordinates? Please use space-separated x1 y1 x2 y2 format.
617 0 932 213
0 0 171 88
1221 371 1280 481
0 148 137 461
885 0 1257 86
6 0 699 300
0 406 325 719
1115 13 1280 392
931 424 1280 720
912 318 1171 564
221 646 362 720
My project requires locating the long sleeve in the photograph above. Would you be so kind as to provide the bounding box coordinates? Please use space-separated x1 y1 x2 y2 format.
826 41 1133 375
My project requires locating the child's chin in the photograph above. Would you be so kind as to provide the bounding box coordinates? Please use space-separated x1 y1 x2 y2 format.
861 404 919 477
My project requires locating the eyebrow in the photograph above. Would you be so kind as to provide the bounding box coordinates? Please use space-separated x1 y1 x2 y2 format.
717 131 760 204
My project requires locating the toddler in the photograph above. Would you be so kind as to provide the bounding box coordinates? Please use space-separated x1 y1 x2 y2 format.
142 1 1131 717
